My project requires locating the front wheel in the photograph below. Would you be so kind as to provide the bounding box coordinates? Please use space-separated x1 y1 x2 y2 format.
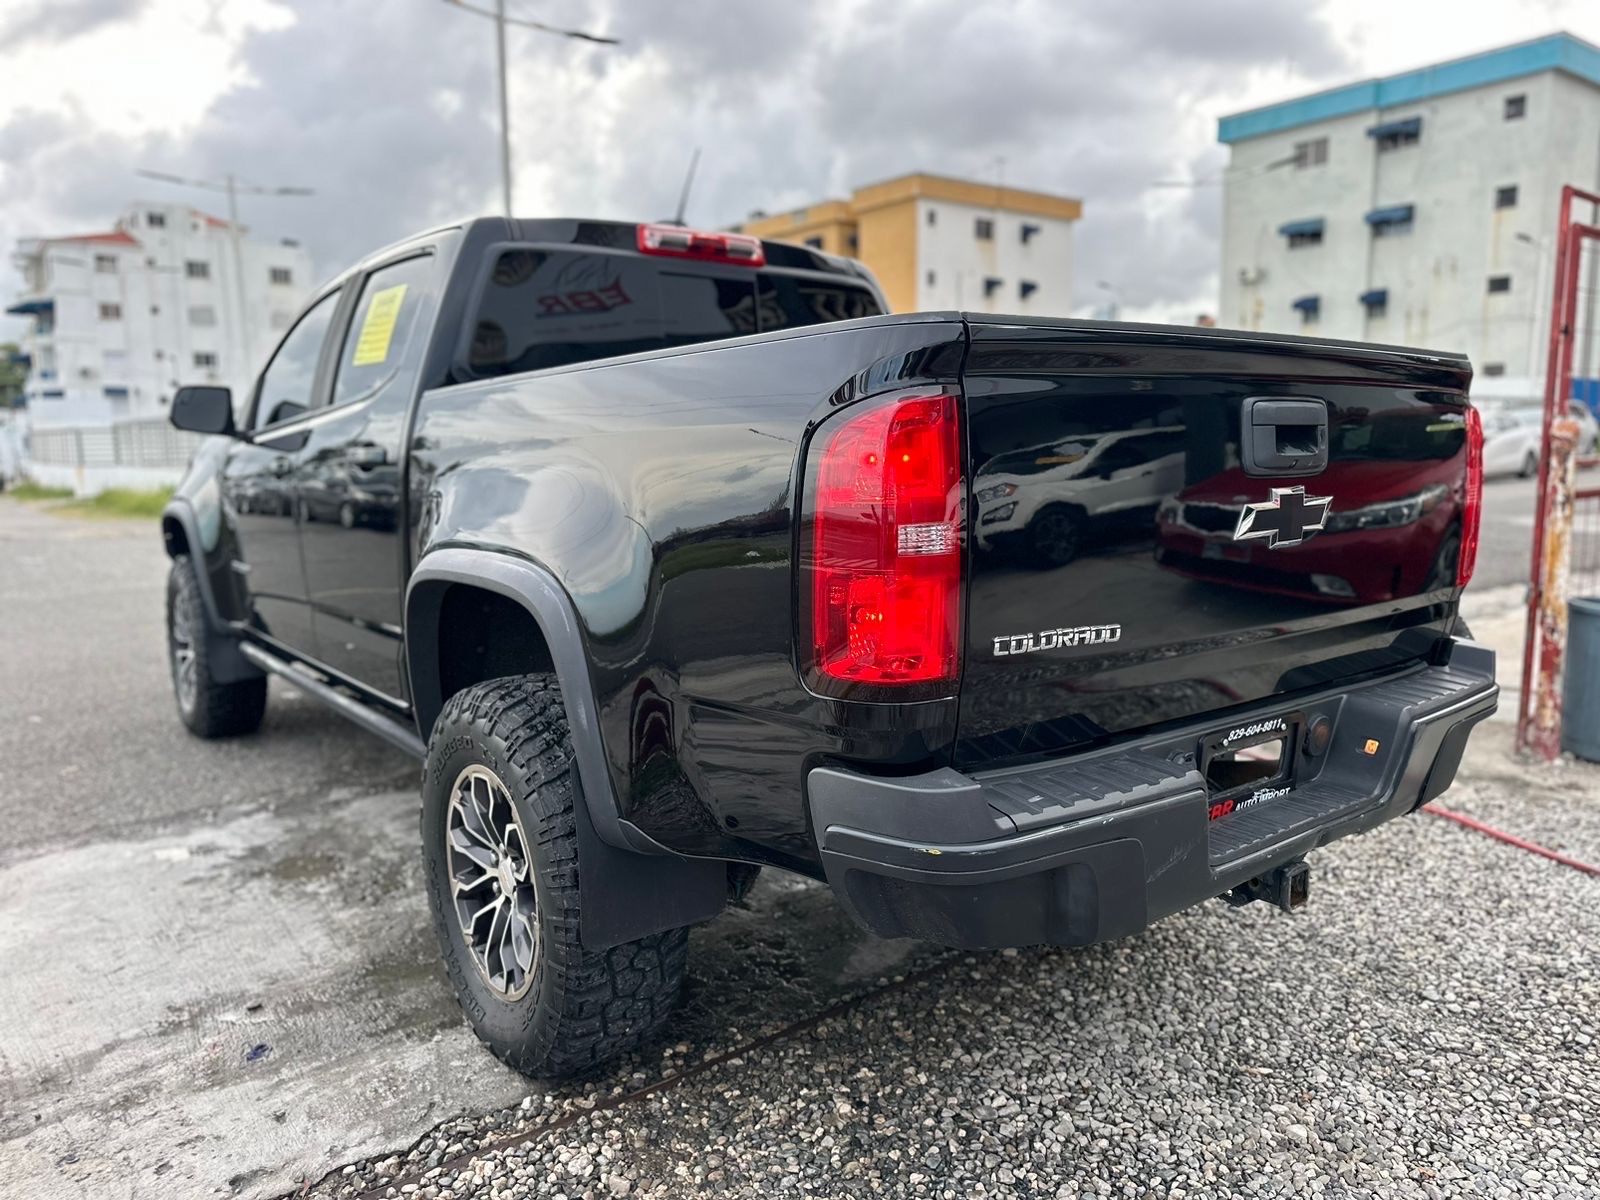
421 675 689 1078
166 555 267 738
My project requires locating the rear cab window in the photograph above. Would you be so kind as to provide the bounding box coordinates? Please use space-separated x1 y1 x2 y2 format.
465 246 883 379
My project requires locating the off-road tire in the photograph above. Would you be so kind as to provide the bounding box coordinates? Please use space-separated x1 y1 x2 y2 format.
166 555 267 738
421 674 689 1078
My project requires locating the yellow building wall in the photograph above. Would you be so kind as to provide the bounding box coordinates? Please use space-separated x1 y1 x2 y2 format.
854 198 918 314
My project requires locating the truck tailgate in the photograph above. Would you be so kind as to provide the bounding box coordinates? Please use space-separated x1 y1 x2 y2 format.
956 319 1474 768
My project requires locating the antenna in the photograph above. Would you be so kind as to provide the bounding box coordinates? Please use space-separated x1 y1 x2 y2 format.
671 147 702 227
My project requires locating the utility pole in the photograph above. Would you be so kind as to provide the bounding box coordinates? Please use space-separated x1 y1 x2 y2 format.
135 168 312 369
443 0 619 217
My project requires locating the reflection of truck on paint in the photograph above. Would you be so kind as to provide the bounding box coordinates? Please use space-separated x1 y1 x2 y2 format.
156 217 1498 1081
975 426 1186 565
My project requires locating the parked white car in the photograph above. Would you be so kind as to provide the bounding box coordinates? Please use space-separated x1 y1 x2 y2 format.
1483 402 1600 479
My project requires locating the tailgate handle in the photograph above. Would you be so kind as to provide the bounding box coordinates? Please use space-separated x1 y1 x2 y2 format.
1241 397 1328 478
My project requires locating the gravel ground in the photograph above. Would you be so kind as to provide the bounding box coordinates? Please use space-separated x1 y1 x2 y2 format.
295 734 1600 1200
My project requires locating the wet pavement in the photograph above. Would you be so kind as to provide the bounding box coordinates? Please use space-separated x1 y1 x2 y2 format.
2 497 1597 1200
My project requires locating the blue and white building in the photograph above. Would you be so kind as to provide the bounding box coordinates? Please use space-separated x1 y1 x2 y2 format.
1218 33 1600 402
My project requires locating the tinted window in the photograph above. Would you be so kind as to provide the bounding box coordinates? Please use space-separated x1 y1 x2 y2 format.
755 273 882 331
331 255 435 406
254 291 338 429
467 247 882 377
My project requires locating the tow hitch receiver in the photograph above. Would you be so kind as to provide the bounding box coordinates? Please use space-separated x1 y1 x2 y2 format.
1225 859 1311 912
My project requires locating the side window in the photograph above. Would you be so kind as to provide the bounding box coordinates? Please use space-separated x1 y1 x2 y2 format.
253 291 338 429
330 255 436 406
469 248 668 376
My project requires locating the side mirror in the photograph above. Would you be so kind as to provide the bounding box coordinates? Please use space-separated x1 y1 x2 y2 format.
171 385 237 437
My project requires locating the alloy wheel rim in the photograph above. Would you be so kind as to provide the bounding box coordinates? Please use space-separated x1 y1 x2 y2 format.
1037 513 1078 560
169 584 198 712
445 764 539 1001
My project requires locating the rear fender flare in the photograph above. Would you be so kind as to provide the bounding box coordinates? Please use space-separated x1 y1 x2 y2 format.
405 548 727 948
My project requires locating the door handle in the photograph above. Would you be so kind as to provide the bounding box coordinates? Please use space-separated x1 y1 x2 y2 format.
1241 397 1328 478
270 457 293 477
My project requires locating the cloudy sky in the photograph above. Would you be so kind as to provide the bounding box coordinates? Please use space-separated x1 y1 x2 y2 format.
2 0 1598 337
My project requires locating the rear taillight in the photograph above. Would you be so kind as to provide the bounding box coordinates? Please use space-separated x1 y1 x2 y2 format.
637 223 765 267
1458 405 1484 587
800 392 963 698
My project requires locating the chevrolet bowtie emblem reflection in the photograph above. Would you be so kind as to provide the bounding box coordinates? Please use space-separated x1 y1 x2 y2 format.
1232 486 1333 549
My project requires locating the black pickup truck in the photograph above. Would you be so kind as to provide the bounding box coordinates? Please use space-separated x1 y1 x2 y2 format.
161 216 1497 1077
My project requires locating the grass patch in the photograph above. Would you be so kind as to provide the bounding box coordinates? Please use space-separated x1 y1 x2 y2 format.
6 480 74 501
59 487 174 519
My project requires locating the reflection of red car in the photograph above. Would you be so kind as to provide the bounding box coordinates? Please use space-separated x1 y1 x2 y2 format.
1155 458 1462 604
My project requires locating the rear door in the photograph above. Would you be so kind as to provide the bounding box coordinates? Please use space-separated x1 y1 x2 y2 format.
220 288 342 654
299 251 441 702
958 321 1472 767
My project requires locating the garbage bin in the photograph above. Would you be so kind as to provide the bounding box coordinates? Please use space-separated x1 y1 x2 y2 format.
1561 596 1600 762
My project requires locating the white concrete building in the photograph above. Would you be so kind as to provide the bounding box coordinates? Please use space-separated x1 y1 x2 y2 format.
7 202 314 427
1217 33 1600 402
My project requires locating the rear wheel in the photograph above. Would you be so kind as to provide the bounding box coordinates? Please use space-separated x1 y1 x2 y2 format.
166 555 267 738
1519 450 1538 478
421 675 689 1078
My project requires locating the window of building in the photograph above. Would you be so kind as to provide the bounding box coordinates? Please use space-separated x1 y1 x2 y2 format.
1359 288 1388 318
846 233 858 253
1288 229 1323 248
94 254 117 274
1487 275 1512 294
1293 137 1329 168
98 302 122 320
185 259 211 280
1482 363 1507 377
1292 295 1320 325
269 266 294 286
925 208 937 227
1370 117 1422 151
1020 280 1039 300
193 351 219 370
146 211 167 228
1020 223 1041 245
974 217 994 241
103 385 130 400
803 236 824 250
1504 94 1526 120
1495 185 1518 209
982 277 1003 298
189 305 217 326
926 270 936 287
1367 205 1415 237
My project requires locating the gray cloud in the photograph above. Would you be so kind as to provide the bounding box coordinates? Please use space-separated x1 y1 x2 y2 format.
2 0 1357 327
0 0 148 48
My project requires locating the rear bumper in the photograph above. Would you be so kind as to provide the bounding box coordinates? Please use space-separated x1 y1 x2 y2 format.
808 639 1497 950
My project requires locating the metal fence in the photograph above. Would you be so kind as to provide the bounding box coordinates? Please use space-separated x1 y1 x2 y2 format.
27 417 202 470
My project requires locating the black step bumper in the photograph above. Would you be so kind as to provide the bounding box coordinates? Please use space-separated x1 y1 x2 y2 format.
807 639 1497 950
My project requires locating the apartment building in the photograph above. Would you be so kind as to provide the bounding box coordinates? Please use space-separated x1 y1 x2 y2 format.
7 201 314 427
1218 33 1600 400
734 172 1081 316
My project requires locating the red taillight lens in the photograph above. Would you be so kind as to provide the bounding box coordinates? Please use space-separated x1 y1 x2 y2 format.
637 223 765 267
1457 405 1484 587
801 393 963 697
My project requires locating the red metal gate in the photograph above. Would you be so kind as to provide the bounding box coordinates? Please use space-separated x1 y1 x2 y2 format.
1518 185 1600 758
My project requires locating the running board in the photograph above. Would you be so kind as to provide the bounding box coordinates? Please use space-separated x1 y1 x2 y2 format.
238 641 426 759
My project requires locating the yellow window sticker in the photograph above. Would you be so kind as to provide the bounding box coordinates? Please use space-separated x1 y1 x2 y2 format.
351 284 408 367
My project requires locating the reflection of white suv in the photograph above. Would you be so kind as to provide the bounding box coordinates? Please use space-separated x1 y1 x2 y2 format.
974 426 1187 565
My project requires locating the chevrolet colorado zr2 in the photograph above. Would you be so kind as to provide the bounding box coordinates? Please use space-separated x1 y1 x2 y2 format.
159 216 1497 1077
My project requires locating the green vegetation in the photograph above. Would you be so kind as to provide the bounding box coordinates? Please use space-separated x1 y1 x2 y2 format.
60 487 174 519
6 480 73 501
